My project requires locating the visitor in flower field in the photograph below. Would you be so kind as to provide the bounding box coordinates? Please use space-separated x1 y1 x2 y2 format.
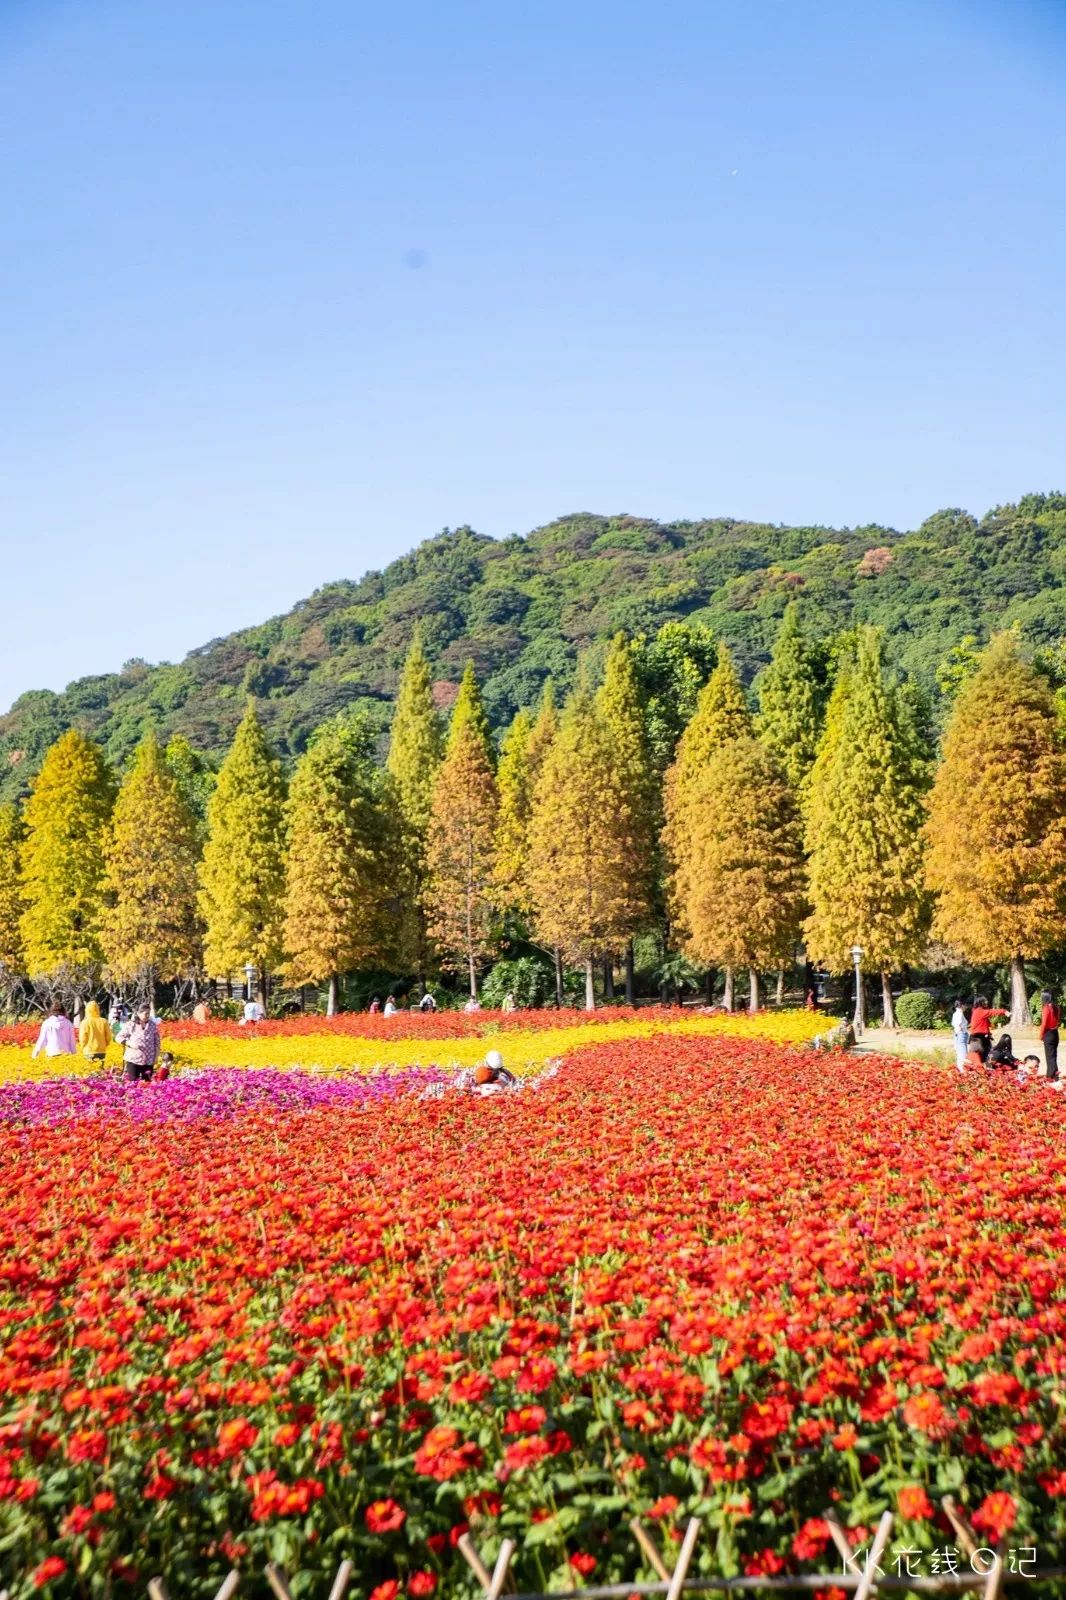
473 1047 516 1089
418 990 437 1012
107 997 126 1034
502 991 516 1012
987 1032 1020 1071
383 994 397 1017
77 1000 111 1063
122 1005 160 1082
30 1002 76 1059
464 995 481 1013
368 996 381 1013
951 997 970 1069
192 998 211 1023
1038 989 1060 1082
241 997 265 1023
966 996 1003 1062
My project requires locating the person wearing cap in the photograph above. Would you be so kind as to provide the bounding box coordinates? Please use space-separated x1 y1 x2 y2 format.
474 1048 516 1090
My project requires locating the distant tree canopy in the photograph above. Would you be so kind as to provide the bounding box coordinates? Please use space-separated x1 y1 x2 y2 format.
5 494 1066 797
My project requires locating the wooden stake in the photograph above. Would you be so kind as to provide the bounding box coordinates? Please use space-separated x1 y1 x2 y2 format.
265 1564 294 1600
665 1517 701 1600
327 1559 354 1600
941 1495 979 1559
457 1532 495 1591
148 1582 169 1600
213 1575 240 1600
853 1510 893 1600
822 1510 862 1576
486 1538 516 1600
629 1518 671 1582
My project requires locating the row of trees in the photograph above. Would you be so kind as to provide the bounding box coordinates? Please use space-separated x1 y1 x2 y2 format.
0 613 1064 1021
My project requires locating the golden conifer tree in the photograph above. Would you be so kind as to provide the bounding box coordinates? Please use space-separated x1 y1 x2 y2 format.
198 703 287 994
804 628 929 1026
20 729 114 973
663 642 752 1004
682 736 807 1011
0 805 26 976
926 632 1066 1024
284 716 395 1014
100 733 202 995
526 686 633 1010
525 681 558 792
425 664 499 997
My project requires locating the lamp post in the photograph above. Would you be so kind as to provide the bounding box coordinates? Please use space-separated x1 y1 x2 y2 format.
851 945 865 1038
243 962 256 1004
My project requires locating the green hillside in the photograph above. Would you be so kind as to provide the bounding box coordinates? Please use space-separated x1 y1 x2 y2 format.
3 494 1065 796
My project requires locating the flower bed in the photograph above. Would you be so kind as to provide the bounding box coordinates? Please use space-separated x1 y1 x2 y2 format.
0 1008 830 1082
0 1032 1063 1595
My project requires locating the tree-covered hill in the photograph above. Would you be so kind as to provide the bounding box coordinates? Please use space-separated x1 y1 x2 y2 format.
3 493 1065 796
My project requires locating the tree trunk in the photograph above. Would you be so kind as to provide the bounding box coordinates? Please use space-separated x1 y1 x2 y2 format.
1010 954 1028 1028
723 967 734 1012
468 948 477 1001
256 969 267 1009
749 969 759 1013
705 968 715 1005
624 941 635 1005
554 948 564 1008
603 958 614 1001
776 966 785 1007
584 955 596 1012
327 973 338 1016
881 970 895 1029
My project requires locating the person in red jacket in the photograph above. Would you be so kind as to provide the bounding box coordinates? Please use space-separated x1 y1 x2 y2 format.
966 996 1005 1064
1038 990 1060 1083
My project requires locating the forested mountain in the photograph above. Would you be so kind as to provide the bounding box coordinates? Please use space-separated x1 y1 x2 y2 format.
3 493 1065 797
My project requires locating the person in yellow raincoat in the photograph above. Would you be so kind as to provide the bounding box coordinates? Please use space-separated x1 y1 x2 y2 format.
78 1000 111 1064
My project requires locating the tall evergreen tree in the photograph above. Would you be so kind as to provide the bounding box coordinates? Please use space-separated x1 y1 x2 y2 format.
198 703 287 995
596 633 657 999
926 633 1066 1025
425 664 499 998
493 709 534 917
284 715 394 1014
0 805 26 977
165 736 215 842
664 642 752 1003
20 729 114 973
100 733 202 995
387 633 445 977
682 736 807 1011
526 687 635 1010
804 628 929 1027
632 621 718 773
757 603 825 790
525 681 558 793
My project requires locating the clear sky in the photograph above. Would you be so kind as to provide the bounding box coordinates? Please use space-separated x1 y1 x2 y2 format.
2 0 1065 710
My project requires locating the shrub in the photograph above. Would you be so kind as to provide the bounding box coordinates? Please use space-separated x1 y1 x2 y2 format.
481 955 552 1009
895 989 938 1030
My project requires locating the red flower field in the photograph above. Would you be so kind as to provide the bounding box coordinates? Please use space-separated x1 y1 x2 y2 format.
1 1032 1065 1595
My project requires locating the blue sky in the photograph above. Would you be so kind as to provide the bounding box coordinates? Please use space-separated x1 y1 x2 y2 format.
2 0 1065 710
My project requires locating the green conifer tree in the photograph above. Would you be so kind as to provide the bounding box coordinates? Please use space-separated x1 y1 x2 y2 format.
425 664 499 997
804 628 930 1026
20 730 114 973
100 733 202 996
926 633 1066 1025
386 632 445 977
757 603 825 790
596 632 657 999
165 736 216 842
493 709 534 917
284 716 395 1014
198 703 287 995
